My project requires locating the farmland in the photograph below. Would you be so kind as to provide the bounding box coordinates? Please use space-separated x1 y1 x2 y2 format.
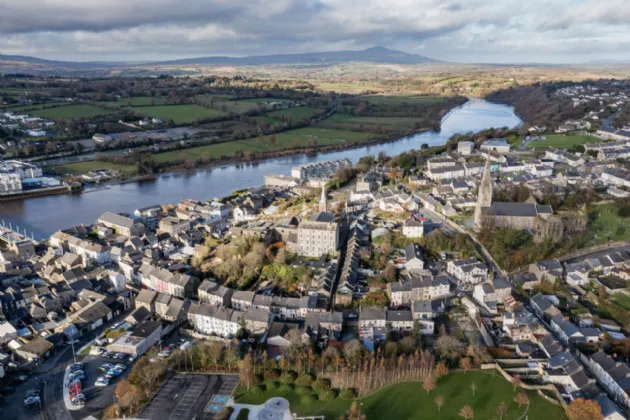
323 114 423 128
132 104 226 124
358 95 444 106
529 134 601 149
267 107 319 120
153 127 372 164
116 96 169 106
29 104 114 121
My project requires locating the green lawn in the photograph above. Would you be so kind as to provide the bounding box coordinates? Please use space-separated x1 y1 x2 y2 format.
324 114 422 128
530 134 600 149
153 127 371 163
612 294 630 311
587 204 630 243
357 95 444 106
29 104 113 121
49 161 137 176
235 372 565 420
1 102 73 112
267 107 319 120
133 105 226 124
118 96 168 106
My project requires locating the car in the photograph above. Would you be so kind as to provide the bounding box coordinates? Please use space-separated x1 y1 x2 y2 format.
116 353 126 359
95 377 109 387
68 379 82 390
158 351 170 358
114 364 127 371
129 355 137 363
70 362 84 370
24 396 40 408
0 387 15 395
26 390 40 398
168 343 177 350
14 375 28 383
70 373 85 382
99 363 114 372
179 341 192 351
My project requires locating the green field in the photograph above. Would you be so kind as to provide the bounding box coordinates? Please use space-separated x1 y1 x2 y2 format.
133 105 226 124
235 372 564 420
1 102 73 112
324 114 422 128
29 104 113 121
118 96 168 106
267 107 319 120
530 134 600 149
49 161 136 176
587 204 630 243
253 116 283 126
153 127 371 164
358 95 444 106
612 294 630 311
240 98 293 104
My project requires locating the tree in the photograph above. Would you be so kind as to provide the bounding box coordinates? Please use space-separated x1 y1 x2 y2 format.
341 401 366 420
399 336 417 354
435 361 449 378
344 339 362 366
510 375 522 391
565 398 603 420
239 353 255 391
459 405 474 419
470 381 476 397
459 357 472 374
422 375 436 394
496 401 508 420
435 335 462 364
513 392 529 408
381 264 397 283
434 395 445 413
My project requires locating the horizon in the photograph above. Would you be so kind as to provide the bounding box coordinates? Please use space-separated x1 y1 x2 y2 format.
3 1 630 65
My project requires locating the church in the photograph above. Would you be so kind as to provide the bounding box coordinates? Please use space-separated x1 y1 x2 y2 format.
474 161 586 242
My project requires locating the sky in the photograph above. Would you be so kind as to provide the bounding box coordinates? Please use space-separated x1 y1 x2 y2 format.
2 0 630 64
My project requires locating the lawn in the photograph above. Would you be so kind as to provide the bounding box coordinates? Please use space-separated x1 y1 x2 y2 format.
530 134 600 149
357 95 444 106
612 294 630 311
587 203 630 243
49 161 137 176
118 96 168 106
153 127 372 163
324 114 422 128
132 105 226 124
267 107 319 120
235 371 565 420
29 104 113 121
1 102 72 112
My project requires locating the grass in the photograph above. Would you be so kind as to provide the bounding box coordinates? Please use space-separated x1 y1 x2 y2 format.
49 161 137 176
530 134 601 149
1 101 72 112
253 116 283 126
235 408 249 420
267 107 319 120
324 114 422 128
118 96 168 106
239 98 293 104
612 294 630 311
235 372 565 420
153 127 372 163
29 104 113 121
587 203 630 243
132 104 226 124
79 345 91 356
357 95 444 106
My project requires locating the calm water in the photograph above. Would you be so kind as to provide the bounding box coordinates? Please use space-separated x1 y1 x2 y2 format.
0 98 521 239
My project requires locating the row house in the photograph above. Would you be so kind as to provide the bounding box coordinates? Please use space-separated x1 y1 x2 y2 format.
581 350 630 408
198 280 233 307
358 306 387 340
602 169 630 188
69 239 111 264
472 278 512 313
529 260 563 283
447 258 488 285
387 275 450 306
251 294 318 320
386 310 414 332
303 311 343 344
187 303 271 338
139 263 198 299
530 293 562 321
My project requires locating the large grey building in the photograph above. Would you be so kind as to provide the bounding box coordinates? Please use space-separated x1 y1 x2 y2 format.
297 212 339 257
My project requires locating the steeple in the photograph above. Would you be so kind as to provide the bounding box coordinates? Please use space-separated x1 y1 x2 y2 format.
474 160 493 229
319 183 328 213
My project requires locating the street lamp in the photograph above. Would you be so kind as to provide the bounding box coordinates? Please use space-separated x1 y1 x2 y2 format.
68 340 79 364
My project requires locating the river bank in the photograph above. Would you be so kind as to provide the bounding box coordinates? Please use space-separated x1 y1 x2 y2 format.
0 99 522 239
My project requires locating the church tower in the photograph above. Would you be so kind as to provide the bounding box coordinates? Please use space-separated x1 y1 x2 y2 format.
319 183 328 213
474 160 493 229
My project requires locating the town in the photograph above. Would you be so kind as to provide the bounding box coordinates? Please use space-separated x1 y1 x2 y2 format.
1 116 630 420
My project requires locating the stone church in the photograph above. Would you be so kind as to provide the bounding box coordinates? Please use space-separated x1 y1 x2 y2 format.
474 161 586 242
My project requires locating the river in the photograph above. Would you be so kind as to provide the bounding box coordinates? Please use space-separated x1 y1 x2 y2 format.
0 98 521 239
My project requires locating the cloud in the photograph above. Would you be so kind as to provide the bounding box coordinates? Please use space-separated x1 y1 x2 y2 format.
1 0 630 63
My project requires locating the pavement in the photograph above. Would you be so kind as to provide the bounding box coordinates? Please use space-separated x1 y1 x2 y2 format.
138 373 239 420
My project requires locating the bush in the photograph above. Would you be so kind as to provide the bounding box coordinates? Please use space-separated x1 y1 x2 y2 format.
265 381 279 390
312 378 331 392
250 385 265 396
295 373 314 387
263 370 280 381
319 389 337 401
300 394 317 405
279 371 297 384
339 388 357 400
215 407 234 420
295 386 313 395
278 383 294 393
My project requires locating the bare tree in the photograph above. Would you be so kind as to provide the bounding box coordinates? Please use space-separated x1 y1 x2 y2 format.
511 375 522 391
459 405 474 419
434 395 445 413
459 357 472 374
496 402 508 420
422 375 436 394
239 353 255 391
514 392 529 408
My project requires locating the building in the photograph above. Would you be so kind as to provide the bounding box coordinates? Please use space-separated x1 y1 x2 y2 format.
402 218 425 238
159 217 190 235
108 321 162 356
386 310 414 332
447 258 488 285
0 173 22 194
582 350 630 408
97 212 144 237
480 139 511 153
358 307 386 340
297 212 339 257
318 184 328 213
403 243 425 271
198 280 233 307
134 205 162 230
458 141 474 155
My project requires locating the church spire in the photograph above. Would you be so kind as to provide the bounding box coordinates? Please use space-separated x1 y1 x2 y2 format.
319 183 328 213
474 160 493 229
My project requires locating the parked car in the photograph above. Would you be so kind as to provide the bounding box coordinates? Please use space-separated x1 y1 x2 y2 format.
95 377 109 387
114 364 127 371
179 341 192 351
24 396 40 408
99 363 114 372
129 355 137 363
70 372 85 382
14 375 28 383
26 390 40 398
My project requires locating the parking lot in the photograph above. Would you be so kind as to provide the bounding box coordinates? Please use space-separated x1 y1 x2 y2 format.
138 373 239 420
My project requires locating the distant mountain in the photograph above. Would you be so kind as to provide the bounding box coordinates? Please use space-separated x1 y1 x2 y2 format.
0 47 438 70
156 47 439 66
